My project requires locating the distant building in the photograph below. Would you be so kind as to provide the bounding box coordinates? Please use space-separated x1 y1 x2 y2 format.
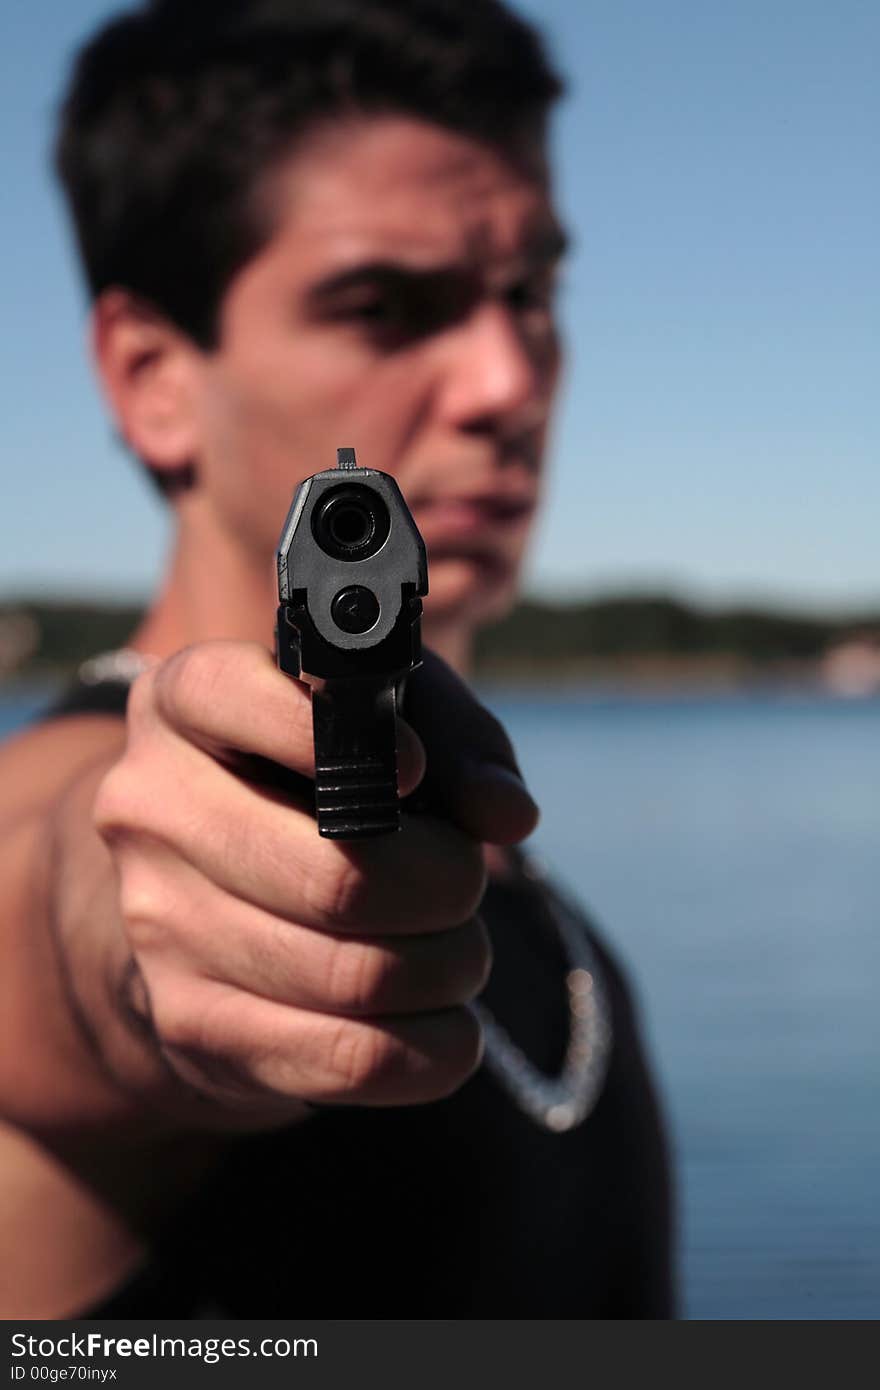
0 611 39 679
821 634 880 698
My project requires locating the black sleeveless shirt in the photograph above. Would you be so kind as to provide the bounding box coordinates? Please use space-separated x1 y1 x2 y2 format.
46 678 677 1318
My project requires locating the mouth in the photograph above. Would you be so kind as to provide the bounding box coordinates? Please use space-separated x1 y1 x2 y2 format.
411 493 536 544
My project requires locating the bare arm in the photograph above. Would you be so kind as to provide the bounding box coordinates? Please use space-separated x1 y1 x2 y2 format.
0 730 145 1133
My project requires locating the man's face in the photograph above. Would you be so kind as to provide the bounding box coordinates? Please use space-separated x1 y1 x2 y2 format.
193 116 565 629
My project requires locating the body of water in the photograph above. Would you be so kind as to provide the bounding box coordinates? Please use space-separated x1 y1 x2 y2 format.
487 689 880 1320
3 687 878 1319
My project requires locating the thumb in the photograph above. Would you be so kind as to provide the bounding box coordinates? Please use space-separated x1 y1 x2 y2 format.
401 649 539 844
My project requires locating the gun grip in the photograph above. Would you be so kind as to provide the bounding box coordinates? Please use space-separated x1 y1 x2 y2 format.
311 680 401 838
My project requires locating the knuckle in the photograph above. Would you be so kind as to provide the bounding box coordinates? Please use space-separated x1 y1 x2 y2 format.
93 758 169 849
152 980 234 1062
92 765 139 840
325 937 389 1013
302 853 365 931
125 666 159 729
146 979 194 1052
117 870 162 927
326 1018 399 1094
154 648 199 725
116 867 175 948
155 645 222 728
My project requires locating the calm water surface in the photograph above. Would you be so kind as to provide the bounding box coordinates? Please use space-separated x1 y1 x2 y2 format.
3 687 878 1319
486 690 880 1321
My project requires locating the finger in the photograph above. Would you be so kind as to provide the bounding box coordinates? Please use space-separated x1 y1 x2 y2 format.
148 974 484 1106
144 641 426 796
402 649 539 843
120 839 492 1014
105 735 486 935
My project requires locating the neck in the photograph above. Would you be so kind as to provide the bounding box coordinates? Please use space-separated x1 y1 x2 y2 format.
128 511 474 676
128 511 277 658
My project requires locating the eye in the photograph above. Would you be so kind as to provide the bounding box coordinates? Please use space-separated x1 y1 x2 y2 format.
347 293 433 346
335 292 397 323
315 267 483 350
333 281 474 347
505 269 558 315
324 290 425 350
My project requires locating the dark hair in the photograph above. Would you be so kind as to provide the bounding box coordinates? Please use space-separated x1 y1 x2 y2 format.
55 0 564 349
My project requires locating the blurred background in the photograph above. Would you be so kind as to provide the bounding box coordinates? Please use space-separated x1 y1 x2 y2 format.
2 0 878 1318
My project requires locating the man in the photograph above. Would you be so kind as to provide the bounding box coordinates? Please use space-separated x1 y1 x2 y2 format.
0 0 675 1316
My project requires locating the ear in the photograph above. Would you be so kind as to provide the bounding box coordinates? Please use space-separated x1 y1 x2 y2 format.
90 289 203 478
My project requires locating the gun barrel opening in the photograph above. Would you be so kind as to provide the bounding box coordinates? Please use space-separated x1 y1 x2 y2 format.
312 485 391 562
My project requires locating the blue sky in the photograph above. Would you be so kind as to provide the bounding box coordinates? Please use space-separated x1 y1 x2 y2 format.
2 0 877 609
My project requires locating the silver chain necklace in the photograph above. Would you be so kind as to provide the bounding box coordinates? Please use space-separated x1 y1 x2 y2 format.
474 850 612 1133
77 649 612 1134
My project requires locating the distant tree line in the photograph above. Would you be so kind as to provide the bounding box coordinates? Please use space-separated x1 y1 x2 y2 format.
0 600 144 677
1 594 878 682
473 595 880 675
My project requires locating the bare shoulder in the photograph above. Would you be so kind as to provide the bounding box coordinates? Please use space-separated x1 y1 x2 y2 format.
0 714 127 830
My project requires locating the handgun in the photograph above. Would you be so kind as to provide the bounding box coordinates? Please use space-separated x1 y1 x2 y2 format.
275 448 428 840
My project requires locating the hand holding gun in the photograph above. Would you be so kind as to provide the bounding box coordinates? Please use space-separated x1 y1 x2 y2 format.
91 452 536 1117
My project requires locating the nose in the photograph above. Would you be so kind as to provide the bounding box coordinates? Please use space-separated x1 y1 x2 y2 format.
436 299 553 431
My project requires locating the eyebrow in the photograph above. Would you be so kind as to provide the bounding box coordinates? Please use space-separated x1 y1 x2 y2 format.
304 221 571 306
